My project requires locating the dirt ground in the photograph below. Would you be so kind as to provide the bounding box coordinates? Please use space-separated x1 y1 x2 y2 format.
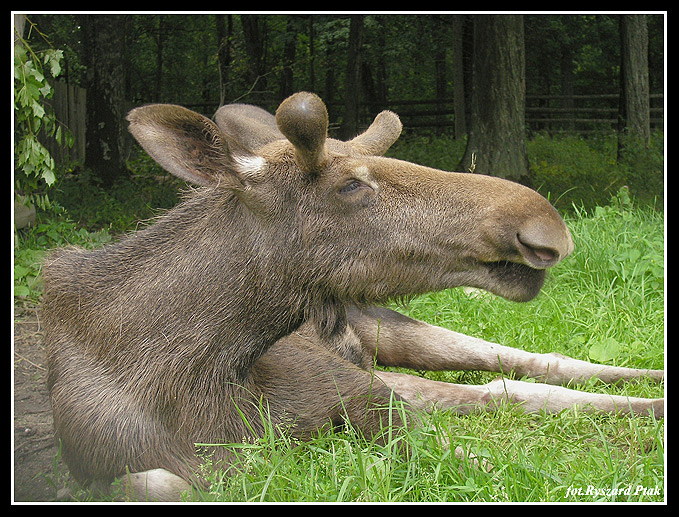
13 305 67 502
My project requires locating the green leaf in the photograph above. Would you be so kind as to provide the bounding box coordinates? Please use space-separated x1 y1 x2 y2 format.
44 49 63 77
588 337 621 363
13 265 30 280
31 100 45 119
28 66 45 84
14 285 31 297
42 169 56 186
14 38 66 208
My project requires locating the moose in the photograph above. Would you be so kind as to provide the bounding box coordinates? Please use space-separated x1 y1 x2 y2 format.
42 92 663 501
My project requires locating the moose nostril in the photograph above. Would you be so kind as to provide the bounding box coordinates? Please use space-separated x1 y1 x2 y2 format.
529 245 557 263
516 232 561 267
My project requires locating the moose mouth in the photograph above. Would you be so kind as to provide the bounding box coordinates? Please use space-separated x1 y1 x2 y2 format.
482 260 547 302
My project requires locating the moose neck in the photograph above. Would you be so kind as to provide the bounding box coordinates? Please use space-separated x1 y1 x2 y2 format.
130 189 325 383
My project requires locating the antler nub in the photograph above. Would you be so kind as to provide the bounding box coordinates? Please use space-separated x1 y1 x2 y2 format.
276 92 329 173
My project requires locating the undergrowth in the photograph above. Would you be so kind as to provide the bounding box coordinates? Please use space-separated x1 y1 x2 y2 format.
388 130 664 212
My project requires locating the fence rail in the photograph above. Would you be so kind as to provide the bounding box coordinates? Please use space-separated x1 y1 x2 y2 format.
349 93 664 134
525 93 664 134
40 86 664 165
41 80 87 165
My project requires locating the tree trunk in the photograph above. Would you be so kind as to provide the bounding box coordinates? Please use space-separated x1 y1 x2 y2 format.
459 15 530 185
278 16 298 101
618 14 650 148
452 15 467 139
79 14 128 188
341 15 364 140
240 14 268 104
14 13 25 44
215 14 233 105
153 16 165 103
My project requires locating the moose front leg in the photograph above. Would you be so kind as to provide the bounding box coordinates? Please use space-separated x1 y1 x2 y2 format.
347 306 664 386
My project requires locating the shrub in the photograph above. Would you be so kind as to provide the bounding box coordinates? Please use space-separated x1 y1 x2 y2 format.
14 36 72 211
527 133 625 210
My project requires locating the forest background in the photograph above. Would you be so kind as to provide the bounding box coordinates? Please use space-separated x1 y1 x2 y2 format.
15 13 664 223
12 12 666 502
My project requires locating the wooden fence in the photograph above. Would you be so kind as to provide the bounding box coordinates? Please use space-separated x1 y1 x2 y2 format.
42 86 664 165
187 93 665 136
525 93 664 134
351 93 664 134
41 80 87 165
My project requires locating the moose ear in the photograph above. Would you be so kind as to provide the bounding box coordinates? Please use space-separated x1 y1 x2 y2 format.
214 103 284 153
275 92 329 173
127 104 258 188
348 110 402 156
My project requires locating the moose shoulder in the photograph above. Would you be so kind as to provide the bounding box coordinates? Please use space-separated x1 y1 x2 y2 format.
42 92 663 501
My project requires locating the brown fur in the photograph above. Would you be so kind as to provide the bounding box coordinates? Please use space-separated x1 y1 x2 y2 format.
42 93 660 501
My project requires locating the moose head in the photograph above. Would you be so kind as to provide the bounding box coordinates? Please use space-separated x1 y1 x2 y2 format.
128 92 573 310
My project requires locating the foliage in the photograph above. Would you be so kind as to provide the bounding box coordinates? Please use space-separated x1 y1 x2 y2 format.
527 132 625 210
531 131 665 211
14 32 72 211
30 14 664 111
388 131 664 211
615 130 665 204
49 156 183 233
387 134 468 173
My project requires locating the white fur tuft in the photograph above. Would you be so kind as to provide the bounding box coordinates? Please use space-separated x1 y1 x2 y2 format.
233 155 266 179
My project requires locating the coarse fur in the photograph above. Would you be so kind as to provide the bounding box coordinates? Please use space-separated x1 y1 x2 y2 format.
42 92 663 501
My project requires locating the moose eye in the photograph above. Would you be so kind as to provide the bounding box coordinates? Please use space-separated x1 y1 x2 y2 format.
338 180 363 194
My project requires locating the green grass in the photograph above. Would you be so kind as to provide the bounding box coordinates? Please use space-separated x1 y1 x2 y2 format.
188 189 664 503
15 177 664 502
192 404 663 502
